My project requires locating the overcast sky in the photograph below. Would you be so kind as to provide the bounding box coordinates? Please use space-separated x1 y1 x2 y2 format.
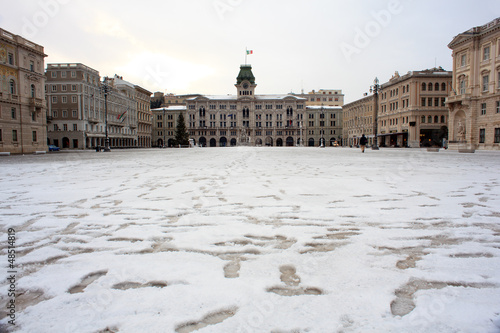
1 0 499 103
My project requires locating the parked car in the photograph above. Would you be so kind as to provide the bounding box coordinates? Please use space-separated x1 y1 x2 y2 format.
48 145 60 151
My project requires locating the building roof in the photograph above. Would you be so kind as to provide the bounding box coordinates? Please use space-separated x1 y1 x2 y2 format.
448 17 500 49
236 64 256 84
186 94 306 102
152 106 187 111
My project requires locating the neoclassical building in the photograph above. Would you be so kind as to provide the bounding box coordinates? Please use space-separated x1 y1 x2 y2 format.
447 17 500 150
378 68 452 147
151 105 185 147
343 94 375 147
343 68 452 148
46 65 150 149
0 27 47 154
185 65 309 147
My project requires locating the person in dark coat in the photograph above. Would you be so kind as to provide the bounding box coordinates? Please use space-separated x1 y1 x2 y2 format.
359 134 368 153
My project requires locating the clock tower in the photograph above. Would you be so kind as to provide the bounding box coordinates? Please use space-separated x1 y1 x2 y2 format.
235 64 256 98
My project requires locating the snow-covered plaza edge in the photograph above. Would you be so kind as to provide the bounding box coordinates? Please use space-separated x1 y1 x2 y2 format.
1 147 500 332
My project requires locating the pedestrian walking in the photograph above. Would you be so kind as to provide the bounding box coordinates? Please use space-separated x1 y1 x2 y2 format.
359 134 368 153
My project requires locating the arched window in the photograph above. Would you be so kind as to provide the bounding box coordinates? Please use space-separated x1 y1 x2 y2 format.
435 83 439 91
441 83 446 91
428 83 433 91
460 79 466 94
441 116 445 123
9 79 16 94
421 116 426 123
31 84 36 98
434 116 439 123
428 116 432 123
422 83 426 91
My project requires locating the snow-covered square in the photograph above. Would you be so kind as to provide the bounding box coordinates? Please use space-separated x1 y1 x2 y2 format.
1 147 500 333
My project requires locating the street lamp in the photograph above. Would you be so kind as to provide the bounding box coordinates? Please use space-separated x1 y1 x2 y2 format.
369 77 380 150
101 80 112 152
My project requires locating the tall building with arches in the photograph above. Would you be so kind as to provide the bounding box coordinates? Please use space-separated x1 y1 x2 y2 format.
447 17 500 150
0 27 47 154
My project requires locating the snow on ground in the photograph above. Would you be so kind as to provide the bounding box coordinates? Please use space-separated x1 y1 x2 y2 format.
1 147 500 333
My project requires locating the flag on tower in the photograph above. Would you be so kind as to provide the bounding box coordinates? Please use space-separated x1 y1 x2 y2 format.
246 50 253 55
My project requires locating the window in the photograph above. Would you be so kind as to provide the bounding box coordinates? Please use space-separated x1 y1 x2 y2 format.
32 131 37 142
0 129 2 141
62 110 68 118
435 98 439 107
11 108 16 119
32 112 36 122
497 101 500 114
8 53 14 65
62 85 67 92
422 83 426 91
31 84 36 98
483 46 490 61
29 60 35 72
441 98 446 107
72 110 77 118
441 116 445 123
12 130 17 142
435 83 439 91
421 98 426 107
441 83 446 91
62 96 67 103
483 75 489 92
72 96 77 103
481 103 486 115
51 71 57 78
434 116 439 123
61 71 66 78
63 124 68 131
71 71 76 78
479 129 485 143
71 85 77 91
495 128 500 143
461 54 466 67
73 124 78 131
428 82 433 91
9 79 15 94
421 116 425 123
428 116 432 123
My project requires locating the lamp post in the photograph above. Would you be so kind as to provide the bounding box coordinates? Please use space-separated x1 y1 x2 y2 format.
101 80 112 152
370 77 380 150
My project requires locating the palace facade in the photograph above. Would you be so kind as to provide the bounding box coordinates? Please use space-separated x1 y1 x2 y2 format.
0 27 47 154
447 17 500 150
184 65 342 147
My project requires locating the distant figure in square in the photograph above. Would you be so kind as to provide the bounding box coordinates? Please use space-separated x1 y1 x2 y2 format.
360 134 368 153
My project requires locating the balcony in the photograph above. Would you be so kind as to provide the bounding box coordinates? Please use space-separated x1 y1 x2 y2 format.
30 97 44 108
446 93 472 106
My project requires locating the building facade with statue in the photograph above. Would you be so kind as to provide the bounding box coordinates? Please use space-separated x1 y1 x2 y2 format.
447 17 500 150
0 27 47 154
